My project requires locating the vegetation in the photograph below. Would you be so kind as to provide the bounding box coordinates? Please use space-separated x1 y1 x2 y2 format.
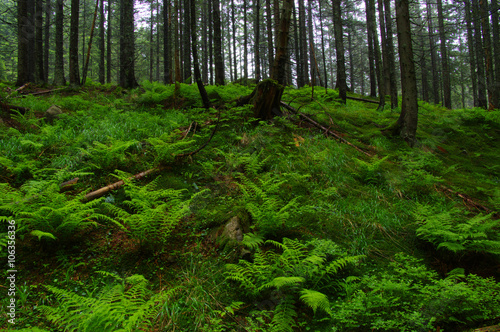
0 81 499 331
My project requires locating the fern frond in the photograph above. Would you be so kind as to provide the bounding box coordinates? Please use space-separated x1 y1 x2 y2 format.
259 276 306 291
241 232 264 250
299 289 332 315
30 230 57 241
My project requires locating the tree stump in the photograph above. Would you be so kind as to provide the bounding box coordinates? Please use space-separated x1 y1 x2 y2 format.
251 79 284 120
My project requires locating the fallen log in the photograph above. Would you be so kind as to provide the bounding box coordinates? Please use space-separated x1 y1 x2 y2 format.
4 82 30 99
0 101 29 115
280 101 372 157
29 87 68 96
346 96 380 104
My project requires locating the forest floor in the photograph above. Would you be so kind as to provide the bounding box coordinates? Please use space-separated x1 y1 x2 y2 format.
0 81 499 331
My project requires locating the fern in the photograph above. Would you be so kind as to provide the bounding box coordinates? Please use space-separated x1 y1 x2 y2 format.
40 274 177 332
226 238 363 329
241 232 264 250
415 205 500 255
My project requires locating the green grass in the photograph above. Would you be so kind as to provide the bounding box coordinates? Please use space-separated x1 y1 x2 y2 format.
0 83 498 331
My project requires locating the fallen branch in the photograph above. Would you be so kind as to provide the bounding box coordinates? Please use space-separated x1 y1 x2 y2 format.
4 82 30 99
438 185 494 214
280 101 372 157
346 96 380 104
0 101 29 115
29 87 67 96
84 168 159 202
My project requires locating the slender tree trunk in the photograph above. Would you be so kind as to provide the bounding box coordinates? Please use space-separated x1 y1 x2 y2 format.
318 0 328 89
208 3 213 85
436 0 451 108
183 0 191 81
378 0 389 95
368 0 384 107
54 0 66 85
35 0 44 84
190 0 210 108
156 1 160 81
365 0 376 97
307 0 315 86
426 0 440 105
44 0 51 83
213 0 225 85
294 3 303 87
383 0 398 108
106 0 112 83
266 0 274 77
119 0 138 88
81 0 99 86
473 0 487 108
332 0 347 103
232 0 238 81
298 0 309 85
163 1 171 83
419 30 429 102
16 0 30 86
480 0 495 109
69 0 81 86
243 0 248 81
395 0 418 147
348 26 354 91
491 0 500 108
149 1 154 81
98 0 105 84
255 0 261 82
464 0 478 106
201 1 208 83
174 0 181 82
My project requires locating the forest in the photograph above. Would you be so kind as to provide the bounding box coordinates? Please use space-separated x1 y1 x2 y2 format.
1 0 500 331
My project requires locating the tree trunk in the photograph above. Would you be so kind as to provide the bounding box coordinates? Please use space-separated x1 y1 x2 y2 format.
491 0 500 108
106 0 112 83
232 0 239 81
480 0 495 109
365 0 376 97
53 0 65 85
81 0 100 86
183 0 191 81
201 1 208 83
44 0 51 83
464 0 478 106
16 0 30 86
307 0 315 86
163 1 171 84
69 0 81 86
426 0 440 105
243 0 249 81
190 0 210 108
395 0 418 147
383 0 398 108
266 0 274 77
174 0 181 82
368 0 384 108
35 0 44 84
473 0 487 108
98 0 105 84
318 0 328 89
213 0 225 85
298 0 308 85
255 0 261 82
437 0 451 108
294 3 303 87
119 0 138 88
332 0 347 103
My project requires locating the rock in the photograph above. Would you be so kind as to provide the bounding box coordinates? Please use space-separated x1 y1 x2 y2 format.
44 105 63 124
222 216 244 242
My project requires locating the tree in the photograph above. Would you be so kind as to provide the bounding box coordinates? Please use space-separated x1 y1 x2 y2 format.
480 0 495 109
164 0 172 83
119 0 138 88
16 0 30 86
69 0 81 86
34 0 44 84
53 0 65 85
213 0 224 85
98 0 105 84
254 0 261 82
383 0 398 108
395 0 418 147
437 0 451 108
190 0 209 108
106 0 112 83
332 0 347 103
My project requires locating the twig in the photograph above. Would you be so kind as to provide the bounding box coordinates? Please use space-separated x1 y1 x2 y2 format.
280 101 372 157
5 82 30 99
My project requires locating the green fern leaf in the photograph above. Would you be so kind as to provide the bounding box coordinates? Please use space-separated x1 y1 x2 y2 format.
299 289 332 315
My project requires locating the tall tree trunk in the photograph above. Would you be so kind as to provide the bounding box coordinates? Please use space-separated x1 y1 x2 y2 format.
156 1 160 81
378 0 389 95
307 0 315 86
213 0 225 85
54 0 66 85
318 0 328 89
174 0 181 82
437 0 451 108
106 0 112 83
426 0 440 105
81 0 100 86
368 0 384 107
208 3 213 85
491 0 500 108
294 3 303 87
163 1 171 84
183 0 191 81
190 0 210 108
35 0 44 84
383 0 398 108
98 0 105 84
16 0 30 86
149 1 154 81
119 0 138 88
44 0 51 83
395 0 418 147
332 0 347 103
419 28 429 102
232 0 238 81
473 0 487 108
255 0 261 82
266 0 274 76
365 0 376 97
69 0 81 86
298 0 308 85
243 0 248 81
201 1 208 83
348 26 354 92
480 0 495 109
464 0 478 106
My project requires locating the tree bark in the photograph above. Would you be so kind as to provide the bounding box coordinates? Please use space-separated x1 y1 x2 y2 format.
473 0 487 108
163 1 172 84
190 0 210 108
298 0 308 85
69 0 81 86
106 0 112 83
383 0 398 108
332 0 347 103
98 0 105 84
43 0 50 83
213 0 225 85
81 0 100 86
35 0 44 84
119 0 138 88
232 0 239 81
395 0 418 147
183 0 191 81
266 0 274 77
491 0 500 108
16 0 30 86
365 0 376 97
53 0 66 85
437 0 451 108
426 0 440 105
255 0 261 82
464 0 478 106
480 0 495 109
318 0 328 89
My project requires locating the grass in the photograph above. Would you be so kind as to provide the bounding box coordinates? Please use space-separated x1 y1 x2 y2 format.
0 82 499 331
